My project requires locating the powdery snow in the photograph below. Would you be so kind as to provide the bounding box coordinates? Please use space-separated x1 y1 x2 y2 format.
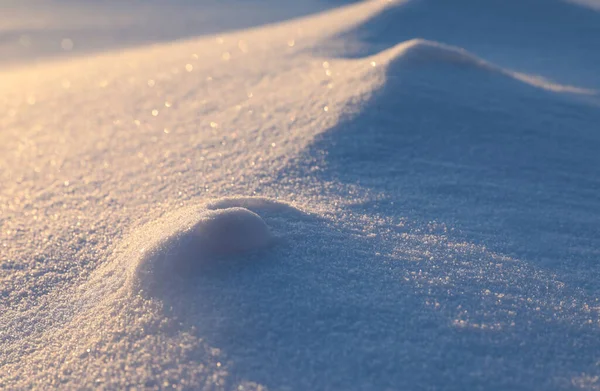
1 0 600 390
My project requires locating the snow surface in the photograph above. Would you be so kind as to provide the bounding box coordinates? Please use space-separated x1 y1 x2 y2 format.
1 0 600 390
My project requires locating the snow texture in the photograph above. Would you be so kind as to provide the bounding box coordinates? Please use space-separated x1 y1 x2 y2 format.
1 0 600 390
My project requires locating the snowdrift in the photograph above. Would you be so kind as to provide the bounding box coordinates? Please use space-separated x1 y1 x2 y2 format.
1 0 600 390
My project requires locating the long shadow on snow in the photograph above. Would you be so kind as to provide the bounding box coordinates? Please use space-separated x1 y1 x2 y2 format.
326 0 600 89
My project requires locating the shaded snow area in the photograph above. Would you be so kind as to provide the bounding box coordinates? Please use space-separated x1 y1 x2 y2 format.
1 0 600 390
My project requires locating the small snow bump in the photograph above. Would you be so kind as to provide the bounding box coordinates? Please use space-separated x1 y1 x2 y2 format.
126 197 308 295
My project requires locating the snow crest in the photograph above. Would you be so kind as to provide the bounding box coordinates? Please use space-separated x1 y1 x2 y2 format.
375 38 595 94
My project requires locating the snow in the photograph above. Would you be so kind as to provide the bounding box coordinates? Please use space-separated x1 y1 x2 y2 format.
132 199 285 293
0 0 358 68
1 0 600 390
191 207 271 256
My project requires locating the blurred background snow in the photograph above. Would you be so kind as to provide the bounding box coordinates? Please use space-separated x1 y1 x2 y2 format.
0 0 360 67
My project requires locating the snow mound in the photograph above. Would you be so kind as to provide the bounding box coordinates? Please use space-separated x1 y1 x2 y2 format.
378 39 594 94
126 197 304 295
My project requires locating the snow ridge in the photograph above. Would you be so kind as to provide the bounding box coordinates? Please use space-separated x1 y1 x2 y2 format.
374 38 596 94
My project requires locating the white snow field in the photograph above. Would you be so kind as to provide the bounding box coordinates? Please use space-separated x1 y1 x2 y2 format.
1 0 600 390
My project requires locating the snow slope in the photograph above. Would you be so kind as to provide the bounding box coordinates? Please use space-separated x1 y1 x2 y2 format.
1 0 600 390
